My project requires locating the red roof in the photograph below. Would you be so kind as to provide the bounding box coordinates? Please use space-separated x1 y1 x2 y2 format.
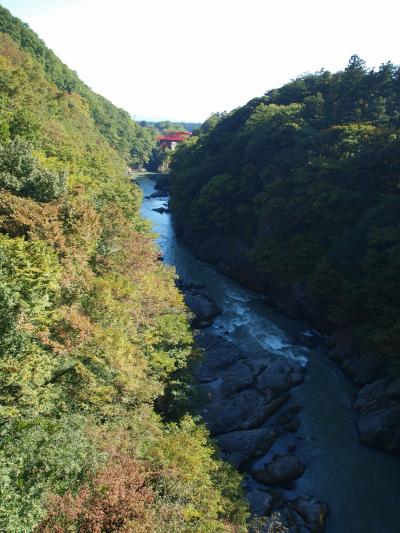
157 131 192 142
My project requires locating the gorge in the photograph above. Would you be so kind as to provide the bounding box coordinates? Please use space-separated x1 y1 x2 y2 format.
1 2 400 531
138 173 400 533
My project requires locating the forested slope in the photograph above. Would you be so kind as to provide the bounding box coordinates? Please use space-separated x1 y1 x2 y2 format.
0 5 155 167
171 56 400 374
0 9 247 532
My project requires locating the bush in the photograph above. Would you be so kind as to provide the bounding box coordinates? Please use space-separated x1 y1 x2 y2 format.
0 139 66 202
0 415 101 533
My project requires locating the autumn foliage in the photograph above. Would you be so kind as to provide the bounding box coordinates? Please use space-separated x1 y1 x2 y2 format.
39 455 157 533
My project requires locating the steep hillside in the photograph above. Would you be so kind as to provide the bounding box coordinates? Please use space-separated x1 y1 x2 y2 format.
0 11 247 533
0 5 155 167
171 56 400 385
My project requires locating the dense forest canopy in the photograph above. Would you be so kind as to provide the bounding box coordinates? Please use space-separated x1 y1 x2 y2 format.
171 56 400 369
0 6 248 532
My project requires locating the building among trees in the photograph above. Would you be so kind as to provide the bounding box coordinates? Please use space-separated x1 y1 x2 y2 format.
157 131 191 150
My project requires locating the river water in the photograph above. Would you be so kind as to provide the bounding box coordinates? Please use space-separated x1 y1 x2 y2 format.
137 174 400 533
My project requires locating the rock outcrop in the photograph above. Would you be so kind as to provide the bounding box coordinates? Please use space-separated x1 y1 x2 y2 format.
193 332 326 530
354 377 400 452
183 291 221 328
251 454 305 485
215 427 277 468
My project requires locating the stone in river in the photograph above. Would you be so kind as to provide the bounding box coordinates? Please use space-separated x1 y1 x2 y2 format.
184 292 221 328
257 359 304 393
251 454 305 485
262 509 306 533
247 489 274 516
215 427 277 468
194 335 243 383
202 389 289 435
289 496 328 533
354 377 400 453
198 361 254 401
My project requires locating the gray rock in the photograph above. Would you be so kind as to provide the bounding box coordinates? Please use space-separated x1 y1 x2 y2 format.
247 489 274 516
199 361 254 401
244 356 269 375
203 389 289 435
343 354 382 386
289 496 328 533
257 360 304 393
263 509 307 533
353 378 389 410
184 292 221 327
295 330 321 348
357 402 400 452
329 329 383 386
194 336 243 383
215 427 277 468
355 378 400 452
251 454 305 485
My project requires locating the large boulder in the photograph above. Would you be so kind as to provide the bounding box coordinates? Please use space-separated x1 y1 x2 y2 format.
251 454 305 485
262 509 306 533
289 496 328 533
184 292 221 327
215 427 277 468
247 489 274 516
198 361 254 401
202 389 289 435
329 329 383 386
355 378 400 453
194 335 243 383
257 360 304 393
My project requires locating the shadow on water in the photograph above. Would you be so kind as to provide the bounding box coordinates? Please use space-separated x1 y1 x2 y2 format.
136 174 400 533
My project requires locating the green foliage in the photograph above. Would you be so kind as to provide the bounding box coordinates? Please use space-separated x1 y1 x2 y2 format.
0 415 101 533
171 56 400 366
0 139 66 201
149 416 248 531
139 120 200 134
0 11 248 533
0 6 155 166
0 234 61 418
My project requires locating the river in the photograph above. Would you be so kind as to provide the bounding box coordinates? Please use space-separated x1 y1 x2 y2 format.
137 173 400 533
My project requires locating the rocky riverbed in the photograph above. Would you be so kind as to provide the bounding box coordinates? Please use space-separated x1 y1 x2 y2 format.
185 292 327 532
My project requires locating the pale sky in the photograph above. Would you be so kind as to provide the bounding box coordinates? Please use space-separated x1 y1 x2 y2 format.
1 0 400 122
